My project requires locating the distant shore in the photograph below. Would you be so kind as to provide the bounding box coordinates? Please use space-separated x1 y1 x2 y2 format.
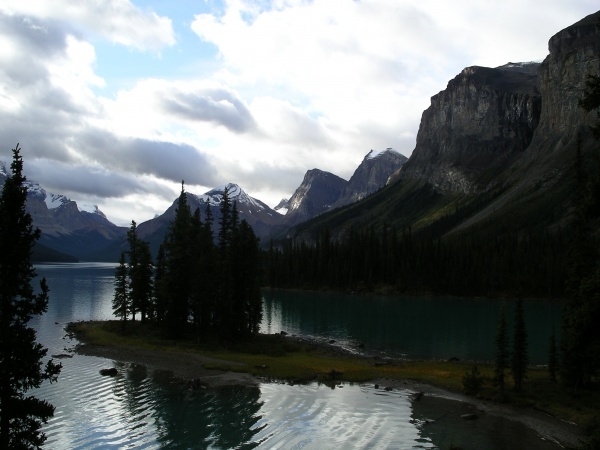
67 320 587 449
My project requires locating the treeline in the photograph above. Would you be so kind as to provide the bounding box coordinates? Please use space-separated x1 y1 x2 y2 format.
265 224 569 297
113 184 262 340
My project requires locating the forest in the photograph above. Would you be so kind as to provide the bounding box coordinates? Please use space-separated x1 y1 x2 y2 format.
113 183 263 340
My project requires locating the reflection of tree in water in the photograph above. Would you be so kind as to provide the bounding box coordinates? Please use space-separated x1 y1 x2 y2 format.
116 363 263 449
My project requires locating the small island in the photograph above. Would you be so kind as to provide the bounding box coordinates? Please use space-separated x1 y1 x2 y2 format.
68 319 588 449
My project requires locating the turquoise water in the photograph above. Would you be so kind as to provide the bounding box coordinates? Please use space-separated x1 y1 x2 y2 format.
29 263 565 449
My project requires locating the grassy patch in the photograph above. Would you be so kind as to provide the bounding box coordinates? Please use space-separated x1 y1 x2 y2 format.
68 320 600 429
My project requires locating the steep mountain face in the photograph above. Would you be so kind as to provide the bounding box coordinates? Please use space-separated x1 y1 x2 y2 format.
283 169 348 226
288 10 600 242
137 183 283 251
452 10 600 232
394 62 542 194
333 148 407 208
0 166 125 260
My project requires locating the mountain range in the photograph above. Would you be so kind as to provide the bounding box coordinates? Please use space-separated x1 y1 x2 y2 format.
0 145 407 261
3 10 599 262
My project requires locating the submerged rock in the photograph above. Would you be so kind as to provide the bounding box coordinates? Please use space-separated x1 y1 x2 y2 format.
99 368 118 376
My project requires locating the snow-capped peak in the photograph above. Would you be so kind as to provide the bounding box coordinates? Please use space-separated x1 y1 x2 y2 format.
193 183 265 210
45 192 71 209
366 148 398 160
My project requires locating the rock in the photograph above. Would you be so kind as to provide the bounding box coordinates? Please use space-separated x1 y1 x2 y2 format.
374 384 379 389
395 63 541 194
51 354 73 359
99 368 118 376
410 391 424 401
447 356 460 362
384 386 393 391
280 331 288 336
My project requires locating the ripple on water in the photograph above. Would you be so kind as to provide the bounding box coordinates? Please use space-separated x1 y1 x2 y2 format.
251 383 432 449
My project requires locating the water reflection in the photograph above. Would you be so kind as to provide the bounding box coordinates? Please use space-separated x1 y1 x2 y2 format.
30 264 566 448
261 289 563 363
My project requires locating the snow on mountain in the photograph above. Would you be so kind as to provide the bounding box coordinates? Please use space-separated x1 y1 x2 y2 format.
192 183 266 210
366 148 400 160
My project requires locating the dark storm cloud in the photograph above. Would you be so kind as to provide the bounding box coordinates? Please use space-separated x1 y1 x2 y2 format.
26 161 155 199
161 88 256 133
126 139 220 186
76 129 220 188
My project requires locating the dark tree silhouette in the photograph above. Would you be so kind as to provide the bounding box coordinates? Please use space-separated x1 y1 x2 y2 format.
494 305 509 396
0 144 61 448
113 251 130 322
511 297 528 392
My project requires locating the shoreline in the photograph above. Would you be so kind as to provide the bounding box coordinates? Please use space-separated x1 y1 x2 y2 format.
69 324 587 449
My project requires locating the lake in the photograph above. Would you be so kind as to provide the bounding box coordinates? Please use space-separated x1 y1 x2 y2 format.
31 262 566 449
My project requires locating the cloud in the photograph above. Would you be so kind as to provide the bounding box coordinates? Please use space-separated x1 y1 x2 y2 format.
161 86 256 133
0 0 175 52
1 0 597 226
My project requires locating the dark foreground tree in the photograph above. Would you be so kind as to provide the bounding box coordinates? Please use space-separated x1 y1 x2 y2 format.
113 251 129 322
494 305 509 396
511 297 528 392
0 145 61 448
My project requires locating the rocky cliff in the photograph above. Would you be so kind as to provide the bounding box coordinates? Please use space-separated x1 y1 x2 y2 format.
287 10 600 243
394 62 542 193
333 148 407 208
283 169 347 226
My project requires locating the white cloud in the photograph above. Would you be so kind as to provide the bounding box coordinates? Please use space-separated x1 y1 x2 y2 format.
0 0 175 52
0 0 597 226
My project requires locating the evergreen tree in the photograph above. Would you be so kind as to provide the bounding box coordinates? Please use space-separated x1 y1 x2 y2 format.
511 297 528 392
153 244 167 323
548 327 558 383
113 251 130 321
135 240 153 322
0 145 61 448
162 182 194 336
217 186 234 335
231 220 262 336
123 221 153 322
494 305 509 396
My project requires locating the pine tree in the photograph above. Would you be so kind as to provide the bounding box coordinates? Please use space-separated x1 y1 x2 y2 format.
511 297 528 392
162 182 193 336
548 327 558 383
231 220 262 336
113 251 130 321
153 244 167 323
494 305 509 396
0 144 61 448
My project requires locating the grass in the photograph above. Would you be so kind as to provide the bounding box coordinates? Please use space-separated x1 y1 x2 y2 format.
67 320 600 431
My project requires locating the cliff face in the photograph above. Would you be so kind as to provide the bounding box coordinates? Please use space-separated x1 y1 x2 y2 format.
526 12 600 154
284 169 347 226
333 149 407 208
396 63 542 193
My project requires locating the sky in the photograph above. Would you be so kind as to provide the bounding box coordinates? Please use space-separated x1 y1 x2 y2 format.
0 1 597 226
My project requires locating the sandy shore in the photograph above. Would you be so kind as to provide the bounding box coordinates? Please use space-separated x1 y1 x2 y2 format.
372 378 586 448
72 339 587 449
74 342 259 387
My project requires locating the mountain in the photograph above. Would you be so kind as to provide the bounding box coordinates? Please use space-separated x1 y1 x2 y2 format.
278 148 407 227
391 63 541 193
282 169 348 226
0 163 125 261
333 148 407 208
136 183 284 254
287 10 600 242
